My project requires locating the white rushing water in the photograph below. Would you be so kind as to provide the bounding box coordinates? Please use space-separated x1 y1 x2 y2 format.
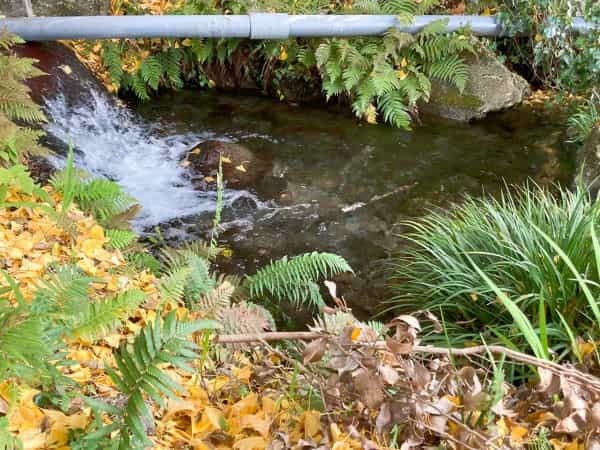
43 89 263 230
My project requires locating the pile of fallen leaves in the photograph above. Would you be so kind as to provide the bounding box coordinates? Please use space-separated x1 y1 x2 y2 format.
4 179 600 449
0 183 374 449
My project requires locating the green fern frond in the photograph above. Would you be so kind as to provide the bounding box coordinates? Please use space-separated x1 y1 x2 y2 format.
427 54 469 92
106 311 217 448
418 18 450 37
130 72 151 101
106 229 138 250
51 169 138 227
382 0 417 23
140 55 162 91
0 416 20 450
353 0 381 13
71 289 145 340
177 255 215 309
101 41 124 87
161 47 184 88
195 277 237 318
125 251 162 276
159 266 191 304
378 90 412 129
0 31 24 50
34 265 94 318
244 252 352 310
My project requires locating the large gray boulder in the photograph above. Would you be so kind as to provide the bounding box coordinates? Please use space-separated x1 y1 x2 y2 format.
419 47 530 122
576 125 600 194
0 0 109 16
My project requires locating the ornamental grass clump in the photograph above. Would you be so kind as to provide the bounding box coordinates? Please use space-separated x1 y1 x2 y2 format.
391 184 600 360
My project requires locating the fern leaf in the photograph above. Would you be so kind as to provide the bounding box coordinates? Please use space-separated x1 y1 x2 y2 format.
140 55 162 91
34 265 94 318
107 311 217 447
418 18 450 37
71 289 145 340
378 90 412 129
245 252 352 309
159 266 191 304
101 41 124 87
106 229 138 250
427 54 470 92
382 0 417 23
195 277 236 318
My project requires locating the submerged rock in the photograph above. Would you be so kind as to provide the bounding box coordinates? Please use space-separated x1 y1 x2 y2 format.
576 125 600 194
183 140 270 189
0 0 109 16
419 48 530 122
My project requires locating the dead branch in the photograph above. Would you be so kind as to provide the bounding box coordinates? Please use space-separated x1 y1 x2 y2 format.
216 331 322 343
215 331 600 392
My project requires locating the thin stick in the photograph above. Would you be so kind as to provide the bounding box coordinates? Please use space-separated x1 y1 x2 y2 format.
216 331 322 343
215 331 600 391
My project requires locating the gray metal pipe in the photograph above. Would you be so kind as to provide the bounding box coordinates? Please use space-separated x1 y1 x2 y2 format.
0 14 595 41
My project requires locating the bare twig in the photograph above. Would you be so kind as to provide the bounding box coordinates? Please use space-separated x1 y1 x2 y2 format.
216 331 322 344
215 331 600 392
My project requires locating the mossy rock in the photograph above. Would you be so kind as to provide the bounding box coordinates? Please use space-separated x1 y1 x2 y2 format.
419 47 530 122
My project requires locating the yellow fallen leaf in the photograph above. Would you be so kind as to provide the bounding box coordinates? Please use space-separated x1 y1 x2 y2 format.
232 365 252 383
396 69 408 80
221 156 232 164
279 48 288 61
204 176 215 183
89 224 105 240
240 414 272 438
401 57 408 67
235 164 247 173
364 104 377 124
80 238 104 258
233 436 267 450
230 393 259 417
510 425 529 443
192 407 226 436
303 410 321 439
350 327 361 342
578 340 595 357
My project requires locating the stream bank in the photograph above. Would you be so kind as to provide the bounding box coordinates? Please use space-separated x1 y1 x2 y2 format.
14 41 575 318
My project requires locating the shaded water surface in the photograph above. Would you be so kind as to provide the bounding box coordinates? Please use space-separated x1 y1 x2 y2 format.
132 91 572 316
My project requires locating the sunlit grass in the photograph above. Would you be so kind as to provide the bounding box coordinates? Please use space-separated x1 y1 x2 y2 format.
390 183 600 361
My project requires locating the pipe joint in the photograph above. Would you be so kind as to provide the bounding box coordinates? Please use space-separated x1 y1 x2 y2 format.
249 13 289 39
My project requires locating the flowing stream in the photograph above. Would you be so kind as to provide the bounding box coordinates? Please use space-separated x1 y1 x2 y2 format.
42 83 573 316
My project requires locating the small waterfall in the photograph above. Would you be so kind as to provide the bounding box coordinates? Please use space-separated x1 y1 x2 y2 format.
43 88 263 231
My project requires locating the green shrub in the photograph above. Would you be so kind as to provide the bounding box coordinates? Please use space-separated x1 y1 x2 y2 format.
98 0 474 129
390 184 600 360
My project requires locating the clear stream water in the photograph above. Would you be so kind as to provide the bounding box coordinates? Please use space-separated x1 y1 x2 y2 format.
43 87 573 316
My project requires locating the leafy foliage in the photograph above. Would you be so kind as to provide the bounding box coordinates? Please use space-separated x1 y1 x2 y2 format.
567 89 599 144
0 31 49 166
497 0 600 94
391 183 600 361
96 0 474 129
245 252 353 310
99 311 216 449
50 154 141 243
